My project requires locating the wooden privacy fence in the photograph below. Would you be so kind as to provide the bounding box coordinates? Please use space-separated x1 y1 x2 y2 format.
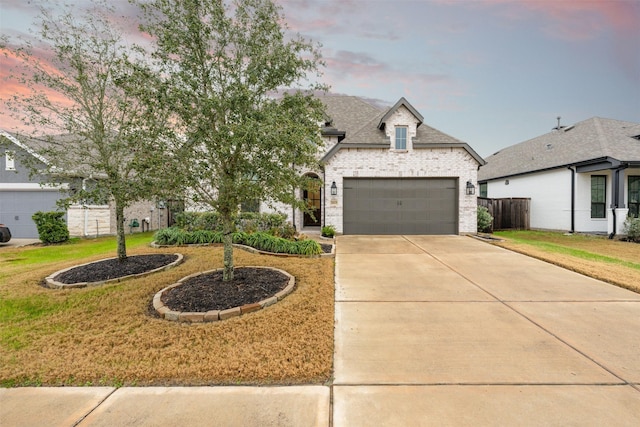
478 197 530 231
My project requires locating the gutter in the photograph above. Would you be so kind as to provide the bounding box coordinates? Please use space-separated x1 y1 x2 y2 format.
480 156 620 183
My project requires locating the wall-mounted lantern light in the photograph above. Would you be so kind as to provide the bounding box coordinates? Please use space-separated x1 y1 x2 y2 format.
331 181 338 196
465 180 476 196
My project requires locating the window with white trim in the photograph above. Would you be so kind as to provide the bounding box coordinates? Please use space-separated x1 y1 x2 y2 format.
5 151 15 171
395 126 407 150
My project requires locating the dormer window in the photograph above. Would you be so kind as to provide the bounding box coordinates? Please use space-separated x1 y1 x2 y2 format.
395 127 407 150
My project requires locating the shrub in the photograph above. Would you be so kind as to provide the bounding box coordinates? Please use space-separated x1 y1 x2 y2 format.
173 211 288 233
154 227 322 255
623 217 640 242
477 206 493 233
269 222 296 240
32 211 70 244
321 225 336 238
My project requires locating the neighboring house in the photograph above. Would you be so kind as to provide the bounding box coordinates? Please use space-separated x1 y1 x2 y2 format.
0 130 168 238
266 95 485 235
478 117 640 236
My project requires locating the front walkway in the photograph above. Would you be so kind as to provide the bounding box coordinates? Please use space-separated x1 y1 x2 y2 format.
2 235 639 426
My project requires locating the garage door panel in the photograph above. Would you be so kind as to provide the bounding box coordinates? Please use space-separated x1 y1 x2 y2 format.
0 191 63 238
343 178 458 235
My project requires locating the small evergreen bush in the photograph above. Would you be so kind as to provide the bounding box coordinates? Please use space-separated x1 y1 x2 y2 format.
32 211 70 244
477 206 493 233
321 225 336 238
623 217 640 242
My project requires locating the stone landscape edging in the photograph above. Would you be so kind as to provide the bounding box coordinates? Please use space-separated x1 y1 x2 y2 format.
45 253 184 289
154 266 295 323
150 241 335 258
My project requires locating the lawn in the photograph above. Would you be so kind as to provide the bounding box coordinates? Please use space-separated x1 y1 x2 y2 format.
0 233 334 387
493 230 640 294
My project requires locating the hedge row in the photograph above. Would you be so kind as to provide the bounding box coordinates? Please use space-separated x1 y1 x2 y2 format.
154 228 323 256
174 212 294 237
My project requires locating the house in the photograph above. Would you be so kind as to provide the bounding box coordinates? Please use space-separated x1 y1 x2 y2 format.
478 117 640 236
267 95 485 235
0 130 170 238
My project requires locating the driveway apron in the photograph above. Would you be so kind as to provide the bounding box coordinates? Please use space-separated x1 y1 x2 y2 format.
333 235 640 426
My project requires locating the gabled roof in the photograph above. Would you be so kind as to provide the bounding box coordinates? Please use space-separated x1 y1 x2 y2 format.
0 129 50 166
378 97 424 130
317 94 484 165
478 117 640 181
0 130 107 177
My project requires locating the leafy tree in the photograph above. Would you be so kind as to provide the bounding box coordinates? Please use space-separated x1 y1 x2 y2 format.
138 0 327 280
3 2 170 260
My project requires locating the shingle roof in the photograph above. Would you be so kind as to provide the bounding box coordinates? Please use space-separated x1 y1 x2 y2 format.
478 117 640 181
318 94 383 139
318 94 484 165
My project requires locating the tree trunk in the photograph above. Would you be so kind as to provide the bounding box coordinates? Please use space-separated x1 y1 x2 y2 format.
115 202 127 261
222 213 234 281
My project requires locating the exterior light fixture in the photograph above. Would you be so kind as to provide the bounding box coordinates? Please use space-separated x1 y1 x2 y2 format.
465 180 476 195
331 181 338 196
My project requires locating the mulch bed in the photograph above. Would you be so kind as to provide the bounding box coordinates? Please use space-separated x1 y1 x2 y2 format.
320 243 332 253
54 254 179 284
161 267 289 312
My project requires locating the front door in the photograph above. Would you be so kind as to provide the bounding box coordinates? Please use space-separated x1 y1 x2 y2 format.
303 187 321 226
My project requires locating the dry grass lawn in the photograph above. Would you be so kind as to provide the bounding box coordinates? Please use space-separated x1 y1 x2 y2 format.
0 242 334 387
493 231 640 294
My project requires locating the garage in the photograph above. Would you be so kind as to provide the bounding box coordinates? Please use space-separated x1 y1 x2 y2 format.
342 178 458 235
0 190 62 238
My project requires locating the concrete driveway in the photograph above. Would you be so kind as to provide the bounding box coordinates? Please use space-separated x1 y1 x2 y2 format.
333 235 640 426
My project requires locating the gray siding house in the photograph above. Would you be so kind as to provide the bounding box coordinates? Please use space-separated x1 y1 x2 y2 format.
1 130 168 238
1 131 63 238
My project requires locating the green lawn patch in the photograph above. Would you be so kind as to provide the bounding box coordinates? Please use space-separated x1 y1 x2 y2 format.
495 231 640 271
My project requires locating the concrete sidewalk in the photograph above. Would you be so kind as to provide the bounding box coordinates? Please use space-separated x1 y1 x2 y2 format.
2 235 639 426
0 386 330 426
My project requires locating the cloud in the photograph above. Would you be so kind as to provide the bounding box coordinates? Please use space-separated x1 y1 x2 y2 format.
321 47 466 111
461 0 640 81
278 0 403 41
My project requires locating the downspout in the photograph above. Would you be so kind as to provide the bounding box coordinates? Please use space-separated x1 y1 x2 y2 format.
292 162 296 232
568 167 575 233
609 167 625 239
82 178 88 237
322 167 326 228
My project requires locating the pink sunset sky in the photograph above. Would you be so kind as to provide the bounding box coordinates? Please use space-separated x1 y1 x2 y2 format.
1 0 639 157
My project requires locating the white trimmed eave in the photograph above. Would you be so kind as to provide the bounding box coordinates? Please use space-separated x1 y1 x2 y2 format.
0 182 69 191
0 129 50 166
